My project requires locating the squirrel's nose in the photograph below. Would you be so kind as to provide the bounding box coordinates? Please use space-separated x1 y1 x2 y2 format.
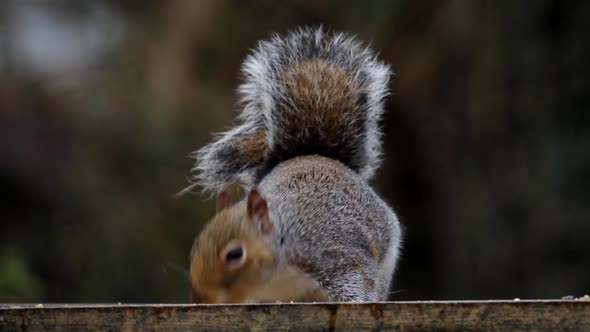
191 288 220 304
191 289 211 303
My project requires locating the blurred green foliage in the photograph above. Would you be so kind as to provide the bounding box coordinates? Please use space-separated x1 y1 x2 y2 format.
0 0 588 302
0 249 44 301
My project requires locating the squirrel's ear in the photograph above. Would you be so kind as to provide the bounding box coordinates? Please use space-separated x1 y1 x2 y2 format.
246 189 273 234
216 191 231 213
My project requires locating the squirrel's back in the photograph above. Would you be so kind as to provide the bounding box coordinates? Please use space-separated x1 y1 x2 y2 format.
191 27 391 191
259 155 401 301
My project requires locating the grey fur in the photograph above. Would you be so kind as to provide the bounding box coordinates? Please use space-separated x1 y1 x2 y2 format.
190 26 392 191
259 156 401 301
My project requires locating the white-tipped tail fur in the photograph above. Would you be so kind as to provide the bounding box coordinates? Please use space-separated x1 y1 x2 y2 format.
190 26 392 191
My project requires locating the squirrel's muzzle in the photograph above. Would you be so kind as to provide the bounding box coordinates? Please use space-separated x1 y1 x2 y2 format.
191 288 231 304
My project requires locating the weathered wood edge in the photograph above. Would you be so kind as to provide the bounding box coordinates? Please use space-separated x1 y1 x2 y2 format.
0 299 587 309
1 300 589 331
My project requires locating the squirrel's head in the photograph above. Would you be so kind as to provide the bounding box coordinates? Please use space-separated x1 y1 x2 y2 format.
189 189 276 303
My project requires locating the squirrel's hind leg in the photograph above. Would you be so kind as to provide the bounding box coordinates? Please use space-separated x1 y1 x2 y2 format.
323 270 382 302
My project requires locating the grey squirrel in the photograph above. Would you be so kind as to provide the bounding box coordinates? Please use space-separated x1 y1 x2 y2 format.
188 27 402 303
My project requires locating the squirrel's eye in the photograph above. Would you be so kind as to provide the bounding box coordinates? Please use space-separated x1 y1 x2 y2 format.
226 246 243 262
221 241 246 270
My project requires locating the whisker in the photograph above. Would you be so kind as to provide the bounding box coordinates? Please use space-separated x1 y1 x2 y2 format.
163 262 190 281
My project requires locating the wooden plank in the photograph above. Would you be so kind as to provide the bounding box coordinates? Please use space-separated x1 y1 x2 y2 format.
1 300 589 331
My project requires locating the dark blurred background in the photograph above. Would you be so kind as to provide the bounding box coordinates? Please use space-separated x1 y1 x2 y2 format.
0 0 588 303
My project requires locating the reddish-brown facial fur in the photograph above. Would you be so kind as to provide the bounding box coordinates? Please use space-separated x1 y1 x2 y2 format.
189 191 277 304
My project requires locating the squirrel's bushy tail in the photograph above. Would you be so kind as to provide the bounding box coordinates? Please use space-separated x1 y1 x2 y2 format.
191 27 392 191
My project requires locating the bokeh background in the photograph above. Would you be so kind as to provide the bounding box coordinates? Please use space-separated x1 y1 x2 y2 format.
1 0 588 303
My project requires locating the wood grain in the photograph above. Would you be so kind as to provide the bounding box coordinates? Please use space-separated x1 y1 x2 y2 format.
1 300 589 331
